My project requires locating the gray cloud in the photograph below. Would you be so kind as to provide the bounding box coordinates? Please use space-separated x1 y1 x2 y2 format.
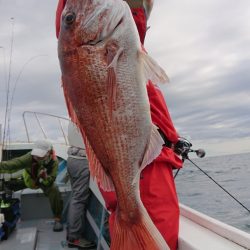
0 0 250 156
144 0 250 155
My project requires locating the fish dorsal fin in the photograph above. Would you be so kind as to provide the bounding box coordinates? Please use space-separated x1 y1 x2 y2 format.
81 130 115 192
140 50 169 84
133 124 164 184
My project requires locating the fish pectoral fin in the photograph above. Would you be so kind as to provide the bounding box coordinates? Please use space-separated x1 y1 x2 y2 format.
140 50 169 84
107 67 117 117
106 47 124 115
132 125 164 185
81 130 115 192
139 124 164 172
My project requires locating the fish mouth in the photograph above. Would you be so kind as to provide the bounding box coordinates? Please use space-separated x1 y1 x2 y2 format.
83 17 123 47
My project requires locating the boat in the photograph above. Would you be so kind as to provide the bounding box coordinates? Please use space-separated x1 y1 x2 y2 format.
0 111 250 250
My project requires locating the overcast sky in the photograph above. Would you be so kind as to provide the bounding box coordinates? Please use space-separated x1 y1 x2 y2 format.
0 0 249 156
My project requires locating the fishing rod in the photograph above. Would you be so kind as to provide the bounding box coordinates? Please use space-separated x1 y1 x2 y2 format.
2 17 15 162
174 139 250 214
0 18 15 187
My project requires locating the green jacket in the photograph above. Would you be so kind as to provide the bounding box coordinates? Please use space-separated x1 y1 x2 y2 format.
0 152 58 189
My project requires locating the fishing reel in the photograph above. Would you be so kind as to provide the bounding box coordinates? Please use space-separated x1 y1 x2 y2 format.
175 137 205 161
174 138 206 178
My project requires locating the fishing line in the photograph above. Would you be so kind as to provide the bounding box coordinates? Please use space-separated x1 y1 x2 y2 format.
7 54 48 144
173 144 250 214
0 47 8 90
174 169 180 178
187 157 250 214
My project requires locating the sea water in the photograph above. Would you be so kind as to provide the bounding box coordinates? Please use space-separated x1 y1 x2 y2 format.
175 152 250 234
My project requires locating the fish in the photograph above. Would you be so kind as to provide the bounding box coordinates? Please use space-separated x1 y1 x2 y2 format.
58 0 169 249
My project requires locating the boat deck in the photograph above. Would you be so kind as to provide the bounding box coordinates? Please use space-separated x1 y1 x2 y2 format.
0 219 70 250
1 143 250 250
2 214 249 250
0 185 108 250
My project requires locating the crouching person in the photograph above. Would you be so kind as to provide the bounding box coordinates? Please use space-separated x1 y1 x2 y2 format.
0 140 64 232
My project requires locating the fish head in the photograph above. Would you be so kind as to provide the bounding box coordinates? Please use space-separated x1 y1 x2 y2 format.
58 0 129 51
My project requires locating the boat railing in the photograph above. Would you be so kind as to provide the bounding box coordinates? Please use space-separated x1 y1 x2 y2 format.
22 111 70 144
21 111 110 248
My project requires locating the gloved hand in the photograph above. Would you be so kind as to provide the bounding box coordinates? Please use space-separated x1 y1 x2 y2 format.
38 169 48 180
174 138 192 157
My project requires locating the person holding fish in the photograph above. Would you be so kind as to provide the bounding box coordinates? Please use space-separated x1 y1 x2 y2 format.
56 0 184 249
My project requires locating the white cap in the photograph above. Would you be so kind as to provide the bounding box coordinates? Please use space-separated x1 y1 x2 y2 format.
31 140 52 157
68 122 85 149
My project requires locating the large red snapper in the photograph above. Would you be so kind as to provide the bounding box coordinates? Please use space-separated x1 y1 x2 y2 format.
58 0 169 249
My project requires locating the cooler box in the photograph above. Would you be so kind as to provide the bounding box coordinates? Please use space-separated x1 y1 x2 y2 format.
0 198 20 240
0 214 5 240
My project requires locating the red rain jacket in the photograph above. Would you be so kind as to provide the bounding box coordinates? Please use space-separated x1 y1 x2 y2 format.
56 2 182 249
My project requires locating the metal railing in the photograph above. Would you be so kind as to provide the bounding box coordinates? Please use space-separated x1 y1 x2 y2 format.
22 111 70 144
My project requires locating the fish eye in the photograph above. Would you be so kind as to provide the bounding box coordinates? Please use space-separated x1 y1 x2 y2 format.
64 12 76 25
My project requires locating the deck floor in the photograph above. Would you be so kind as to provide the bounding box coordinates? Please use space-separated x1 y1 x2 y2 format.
0 219 93 250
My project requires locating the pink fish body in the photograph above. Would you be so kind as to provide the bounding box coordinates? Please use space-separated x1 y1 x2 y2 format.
58 0 169 249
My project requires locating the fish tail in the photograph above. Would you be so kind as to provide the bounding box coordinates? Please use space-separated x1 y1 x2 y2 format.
110 207 170 250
